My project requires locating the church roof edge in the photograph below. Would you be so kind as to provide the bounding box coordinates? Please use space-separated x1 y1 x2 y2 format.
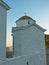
0 0 11 10
12 23 46 33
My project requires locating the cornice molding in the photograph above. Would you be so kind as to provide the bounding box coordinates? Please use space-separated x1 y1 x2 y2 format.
0 0 11 10
12 23 46 33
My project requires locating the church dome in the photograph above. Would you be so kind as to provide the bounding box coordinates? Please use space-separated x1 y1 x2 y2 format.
16 15 34 22
16 15 36 27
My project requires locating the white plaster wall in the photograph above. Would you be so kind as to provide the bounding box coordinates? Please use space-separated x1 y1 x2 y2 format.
0 5 7 59
21 26 45 55
13 25 47 65
13 30 22 57
16 19 35 27
21 25 47 65
0 53 47 65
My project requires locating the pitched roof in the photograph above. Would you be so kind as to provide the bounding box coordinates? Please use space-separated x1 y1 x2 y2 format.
0 0 10 10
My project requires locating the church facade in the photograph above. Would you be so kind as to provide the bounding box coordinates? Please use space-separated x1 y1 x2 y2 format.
12 15 47 65
0 0 47 65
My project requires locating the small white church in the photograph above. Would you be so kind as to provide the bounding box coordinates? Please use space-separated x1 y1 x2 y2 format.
0 0 47 65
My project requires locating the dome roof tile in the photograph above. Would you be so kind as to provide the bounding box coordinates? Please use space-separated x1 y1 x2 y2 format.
16 16 34 22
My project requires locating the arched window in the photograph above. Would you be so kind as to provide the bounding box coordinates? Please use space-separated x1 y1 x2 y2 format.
28 21 30 24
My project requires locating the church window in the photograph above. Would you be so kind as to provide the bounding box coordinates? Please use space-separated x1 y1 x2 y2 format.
28 21 30 24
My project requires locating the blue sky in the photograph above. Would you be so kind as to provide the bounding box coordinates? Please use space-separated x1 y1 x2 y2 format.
4 0 49 46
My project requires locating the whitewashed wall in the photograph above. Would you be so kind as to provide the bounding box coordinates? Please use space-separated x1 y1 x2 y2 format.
13 25 47 65
13 30 22 56
13 25 46 55
0 5 7 59
21 26 45 55
0 52 47 65
16 19 35 27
